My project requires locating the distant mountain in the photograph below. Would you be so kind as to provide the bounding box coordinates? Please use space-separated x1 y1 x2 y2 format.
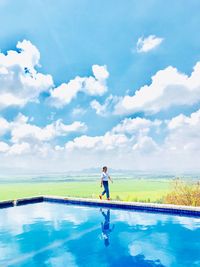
0 166 199 181
79 167 134 174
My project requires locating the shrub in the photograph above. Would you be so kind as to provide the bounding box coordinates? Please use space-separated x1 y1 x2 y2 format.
132 197 138 202
115 195 121 201
156 197 164 204
164 178 200 206
125 195 131 201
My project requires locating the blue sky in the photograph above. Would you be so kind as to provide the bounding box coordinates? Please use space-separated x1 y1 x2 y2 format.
1 0 200 172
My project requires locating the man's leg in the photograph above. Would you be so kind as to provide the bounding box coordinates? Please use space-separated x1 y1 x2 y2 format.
102 182 107 196
102 189 106 195
105 182 110 199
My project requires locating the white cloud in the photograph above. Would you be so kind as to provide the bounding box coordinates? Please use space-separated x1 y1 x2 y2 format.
0 40 110 110
3 38 200 172
0 114 162 170
165 109 200 151
136 35 163 53
66 135 102 150
0 40 54 109
65 132 129 151
2 108 200 172
49 77 84 107
90 99 104 115
0 142 9 153
132 135 159 153
112 117 161 135
113 210 168 227
49 65 109 108
83 76 106 96
129 237 173 266
111 117 161 154
90 95 119 116
92 64 109 81
0 117 10 136
174 217 200 231
65 118 155 154
84 65 109 96
57 109 200 171
71 107 86 117
0 141 31 155
114 62 200 115
167 110 200 130
8 142 30 155
1 43 200 175
10 114 87 143
0 111 91 166
0 113 87 147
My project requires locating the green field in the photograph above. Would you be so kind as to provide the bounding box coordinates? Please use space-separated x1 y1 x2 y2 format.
0 179 171 203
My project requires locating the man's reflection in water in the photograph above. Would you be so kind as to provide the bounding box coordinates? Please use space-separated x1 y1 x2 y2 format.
100 208 115 247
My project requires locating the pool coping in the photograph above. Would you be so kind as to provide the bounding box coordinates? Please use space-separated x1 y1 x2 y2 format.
0 195 200 217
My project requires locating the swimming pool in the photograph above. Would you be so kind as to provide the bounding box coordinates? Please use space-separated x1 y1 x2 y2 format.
0 200 200 267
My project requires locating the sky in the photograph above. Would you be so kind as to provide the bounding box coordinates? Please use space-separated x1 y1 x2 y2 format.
1 0 200 173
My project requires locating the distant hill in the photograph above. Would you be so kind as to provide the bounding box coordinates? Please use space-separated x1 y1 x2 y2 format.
0 166 199 183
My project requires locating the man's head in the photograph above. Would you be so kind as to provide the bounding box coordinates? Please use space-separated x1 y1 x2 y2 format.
102 166 107 172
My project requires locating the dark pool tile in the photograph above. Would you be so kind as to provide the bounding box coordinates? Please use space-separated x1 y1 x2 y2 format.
16 196 44 206
0 200 14 209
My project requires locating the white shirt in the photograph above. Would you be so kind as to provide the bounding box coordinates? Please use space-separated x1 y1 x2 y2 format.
101 172 109 181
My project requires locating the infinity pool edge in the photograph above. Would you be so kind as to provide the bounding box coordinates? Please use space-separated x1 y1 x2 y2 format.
0 195 200 217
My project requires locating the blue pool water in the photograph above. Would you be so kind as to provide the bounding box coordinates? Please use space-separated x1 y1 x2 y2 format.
0 202 200 267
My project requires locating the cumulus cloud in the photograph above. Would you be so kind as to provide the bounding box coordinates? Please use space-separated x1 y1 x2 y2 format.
1 109 200 171
65 132 129 151
64 116 161 156
112 117 161 135
114 62 200 115
11 118 87 144
71 107 86 117
136 35 163 53
1 39 200 172
132 135 159 153
49 65 109 108
0 142 9 153
90 95 118 116
49 77 84 107
165 109 200 151
1 108 200 172
8 142 30 155
0 114 88 162
0 117 10 136
0 40 53 109
57 109 200 171
112 117 161 154
0 40 109 110
0 113 87 148
64 117 160 154
84 64 109 95
0 141 31 155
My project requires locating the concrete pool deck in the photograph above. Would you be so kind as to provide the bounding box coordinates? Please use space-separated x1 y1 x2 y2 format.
0 195 200 217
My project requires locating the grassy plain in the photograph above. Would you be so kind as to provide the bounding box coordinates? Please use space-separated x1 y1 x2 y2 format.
0 179 171 203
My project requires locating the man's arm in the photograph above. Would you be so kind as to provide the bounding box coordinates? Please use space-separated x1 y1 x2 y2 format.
101 211 106 218
108 176 113 183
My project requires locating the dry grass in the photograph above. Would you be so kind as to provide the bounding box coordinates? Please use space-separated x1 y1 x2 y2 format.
164 178 200 206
